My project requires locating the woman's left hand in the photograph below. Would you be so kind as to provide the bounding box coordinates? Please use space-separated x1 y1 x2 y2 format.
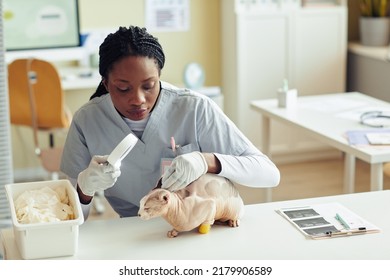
161 151 207 191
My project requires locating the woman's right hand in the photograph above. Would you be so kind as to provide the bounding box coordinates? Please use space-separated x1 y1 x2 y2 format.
77 155 121 197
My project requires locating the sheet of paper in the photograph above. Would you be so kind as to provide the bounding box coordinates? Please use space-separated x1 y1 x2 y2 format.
300 98 367 114
366 132 390 145
145 0 189 32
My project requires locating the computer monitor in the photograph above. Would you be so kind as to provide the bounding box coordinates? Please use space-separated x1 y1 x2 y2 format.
3 0 80 51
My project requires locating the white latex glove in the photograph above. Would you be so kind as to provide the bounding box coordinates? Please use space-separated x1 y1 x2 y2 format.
77 155 121 197
162 151 207 191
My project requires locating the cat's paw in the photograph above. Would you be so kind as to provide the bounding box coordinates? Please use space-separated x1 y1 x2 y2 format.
228 219 240 227
167 229 179 238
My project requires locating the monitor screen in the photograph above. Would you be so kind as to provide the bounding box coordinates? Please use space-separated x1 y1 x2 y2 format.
3 0 80 51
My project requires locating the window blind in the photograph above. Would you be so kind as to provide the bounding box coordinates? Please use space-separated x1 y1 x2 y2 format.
0 0 14 227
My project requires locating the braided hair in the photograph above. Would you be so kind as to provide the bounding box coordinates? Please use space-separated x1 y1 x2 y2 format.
90 26 165 100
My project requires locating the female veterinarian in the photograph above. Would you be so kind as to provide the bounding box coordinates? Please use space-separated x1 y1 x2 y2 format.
60 25 280 218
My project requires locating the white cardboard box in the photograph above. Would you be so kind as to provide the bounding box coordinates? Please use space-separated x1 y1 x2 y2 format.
5 180 84 259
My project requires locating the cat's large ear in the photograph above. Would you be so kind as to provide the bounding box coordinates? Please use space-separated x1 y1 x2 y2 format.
159 190 170 204
153 177 163 190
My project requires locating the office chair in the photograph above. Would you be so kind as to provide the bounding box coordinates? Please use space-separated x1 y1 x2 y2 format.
8 58 72 180
8 58 106 214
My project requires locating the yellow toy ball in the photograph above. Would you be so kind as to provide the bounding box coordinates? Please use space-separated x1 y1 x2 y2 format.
198 224 211 234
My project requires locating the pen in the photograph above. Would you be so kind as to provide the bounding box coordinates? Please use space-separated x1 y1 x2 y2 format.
170 136 181 156
335 213 350 229
335 212 365 230
171 136 176 153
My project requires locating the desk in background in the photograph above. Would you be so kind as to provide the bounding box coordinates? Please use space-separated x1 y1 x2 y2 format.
1 190 389 260
58 67 224 109
251 93 390 200
59 67 101 91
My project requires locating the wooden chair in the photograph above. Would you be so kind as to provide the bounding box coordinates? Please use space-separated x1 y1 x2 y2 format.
8 58 72 180
8 58 106 214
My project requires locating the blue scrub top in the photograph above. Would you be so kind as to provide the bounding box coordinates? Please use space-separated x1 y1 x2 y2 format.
60 82 278 217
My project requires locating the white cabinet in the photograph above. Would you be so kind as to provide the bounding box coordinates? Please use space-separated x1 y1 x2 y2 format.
292 8 347 95
347 42 390 103
221 0 347 161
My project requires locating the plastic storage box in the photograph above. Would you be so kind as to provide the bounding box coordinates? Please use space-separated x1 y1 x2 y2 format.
5 180 84 259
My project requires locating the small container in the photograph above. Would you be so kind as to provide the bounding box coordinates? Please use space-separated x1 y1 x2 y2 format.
5 180 84 259
277 79 297 109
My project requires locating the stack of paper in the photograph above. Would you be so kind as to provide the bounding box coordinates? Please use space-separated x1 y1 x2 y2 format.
346 129 390 146
365 132 390 145
276 202 380 239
